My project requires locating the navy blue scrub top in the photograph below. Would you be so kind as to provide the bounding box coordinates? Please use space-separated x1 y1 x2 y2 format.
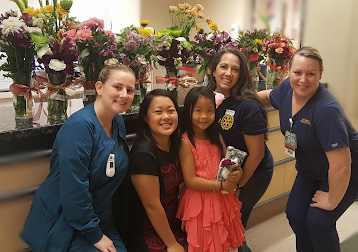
270 78 358 180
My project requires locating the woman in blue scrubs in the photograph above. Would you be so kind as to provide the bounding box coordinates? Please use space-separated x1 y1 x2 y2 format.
258 46 358 252
21 59 135 252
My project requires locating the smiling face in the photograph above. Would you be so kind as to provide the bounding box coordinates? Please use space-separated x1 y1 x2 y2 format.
191 95 215 135
96 70 135 115
146 96 178 142
289 55 322 101
213 52 240 97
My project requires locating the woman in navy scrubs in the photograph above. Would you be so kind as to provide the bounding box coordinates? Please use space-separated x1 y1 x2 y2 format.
210 48 274 252
21 59 135 252
258 46 358 252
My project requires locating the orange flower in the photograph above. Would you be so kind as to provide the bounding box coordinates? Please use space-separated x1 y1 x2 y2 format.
275 47 284 54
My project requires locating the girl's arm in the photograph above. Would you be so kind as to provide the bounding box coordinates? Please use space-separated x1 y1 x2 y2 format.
257 89 272 107
238 134 266 187
311 147 351 210
131 174 185 252
179 138 239 192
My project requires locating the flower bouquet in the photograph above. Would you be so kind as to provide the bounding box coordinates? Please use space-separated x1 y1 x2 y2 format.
0 6 44 126
193 30 239 75
64 17 117 106
115 26 160 112
167 3 207 40
217 146 247 194
30 0 78 124
264 33 296 89
155 36 195 101
237 29 268 90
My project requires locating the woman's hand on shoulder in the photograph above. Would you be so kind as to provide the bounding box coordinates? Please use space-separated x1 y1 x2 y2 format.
167 242 185 252
94 235 117 252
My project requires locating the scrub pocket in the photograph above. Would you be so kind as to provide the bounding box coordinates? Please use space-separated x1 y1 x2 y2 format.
21 197 73 252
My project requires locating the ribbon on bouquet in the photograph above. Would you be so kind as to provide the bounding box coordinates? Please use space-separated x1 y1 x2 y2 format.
156 73 197 88
43 77 84 99
136 73 151 86
9 82 47 121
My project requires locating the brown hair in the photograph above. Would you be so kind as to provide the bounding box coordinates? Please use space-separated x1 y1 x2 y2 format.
289 46 323 72
98 58 135 83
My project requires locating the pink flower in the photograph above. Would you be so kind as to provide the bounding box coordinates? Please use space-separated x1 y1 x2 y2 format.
104 30 114 38
76 29 93 41
248 53 259 62
275 47 284 54
63 29 77 46
75 17 104 30
221 159 235 168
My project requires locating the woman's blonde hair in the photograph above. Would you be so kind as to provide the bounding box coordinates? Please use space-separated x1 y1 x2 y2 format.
98 58 135 83
290 46 323 72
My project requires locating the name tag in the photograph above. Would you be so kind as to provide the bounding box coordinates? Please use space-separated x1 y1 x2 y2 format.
285 131 297 158
225 109 235 116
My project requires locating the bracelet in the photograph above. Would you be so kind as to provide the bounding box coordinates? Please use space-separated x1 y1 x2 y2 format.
212 180 215 193
220 181 223 191
237 184 244 191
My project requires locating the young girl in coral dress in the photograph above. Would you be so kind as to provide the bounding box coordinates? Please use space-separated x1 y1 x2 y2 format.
176 86 245 252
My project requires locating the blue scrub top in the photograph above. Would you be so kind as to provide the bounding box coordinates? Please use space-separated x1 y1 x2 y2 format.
270 78 358 180
21 103 129 252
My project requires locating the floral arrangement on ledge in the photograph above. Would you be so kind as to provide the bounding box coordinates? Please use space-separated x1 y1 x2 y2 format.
264 33 296 88
237 29 268 83
167 3 208 40
0 9 42 83
193 30 239 74
64 17 116 82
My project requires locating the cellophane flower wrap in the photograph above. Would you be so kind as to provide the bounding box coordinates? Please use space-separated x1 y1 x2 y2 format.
217 146 247 182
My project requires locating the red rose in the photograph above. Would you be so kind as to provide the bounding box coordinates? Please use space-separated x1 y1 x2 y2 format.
248 53 259 62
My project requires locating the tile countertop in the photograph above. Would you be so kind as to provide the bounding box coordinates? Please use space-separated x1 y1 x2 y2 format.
0 98 138 157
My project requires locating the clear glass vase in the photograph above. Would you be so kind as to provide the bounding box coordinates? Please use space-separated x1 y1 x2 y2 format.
11 73 34 128
165 68 178 102
266 67 287 90
47 71 68 124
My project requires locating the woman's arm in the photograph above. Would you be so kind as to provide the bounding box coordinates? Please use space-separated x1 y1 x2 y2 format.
179 138 239 192
257 89 272 107
311 147 351 210
238 134 266 187
131 174 185 252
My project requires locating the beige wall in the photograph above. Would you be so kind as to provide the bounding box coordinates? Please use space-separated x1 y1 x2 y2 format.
303 0 358 128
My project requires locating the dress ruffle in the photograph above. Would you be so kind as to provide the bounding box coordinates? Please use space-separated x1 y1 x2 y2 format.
176 187 245 252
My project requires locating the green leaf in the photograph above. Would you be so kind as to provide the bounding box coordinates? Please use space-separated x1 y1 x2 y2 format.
30 33 49 48
81 48 90 58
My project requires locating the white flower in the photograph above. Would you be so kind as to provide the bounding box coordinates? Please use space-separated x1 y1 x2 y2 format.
32 17 43 28
0 16 26 36
207 33 214 40
175 37 187 42
37 46 53 58
26 26 42 34
49 59 66 71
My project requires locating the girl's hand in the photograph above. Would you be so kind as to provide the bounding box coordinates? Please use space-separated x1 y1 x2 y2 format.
223 180 238 192
167 242 185 252
94 235 117 252
227 168 243 184
310 190 337 211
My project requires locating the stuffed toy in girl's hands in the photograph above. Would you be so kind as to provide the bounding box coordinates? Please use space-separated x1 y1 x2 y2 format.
217 146 247 193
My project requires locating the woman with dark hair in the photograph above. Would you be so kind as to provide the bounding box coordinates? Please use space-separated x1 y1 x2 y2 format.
209 47 274 251
258 46 358 252
125 89 187 252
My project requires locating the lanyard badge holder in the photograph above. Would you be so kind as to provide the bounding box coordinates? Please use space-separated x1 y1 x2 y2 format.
106 153 115 177
285 118 297 158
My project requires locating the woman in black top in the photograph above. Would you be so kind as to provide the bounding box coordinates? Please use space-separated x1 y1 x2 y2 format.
125 89 187 252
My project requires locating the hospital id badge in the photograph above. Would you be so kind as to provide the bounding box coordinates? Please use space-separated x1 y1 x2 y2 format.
285 131 297 158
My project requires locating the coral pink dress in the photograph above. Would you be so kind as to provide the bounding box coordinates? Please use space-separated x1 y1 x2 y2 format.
176 134 245 252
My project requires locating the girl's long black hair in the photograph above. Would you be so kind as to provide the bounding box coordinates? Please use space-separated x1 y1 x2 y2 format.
136 89 181 154
180 86 223 156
